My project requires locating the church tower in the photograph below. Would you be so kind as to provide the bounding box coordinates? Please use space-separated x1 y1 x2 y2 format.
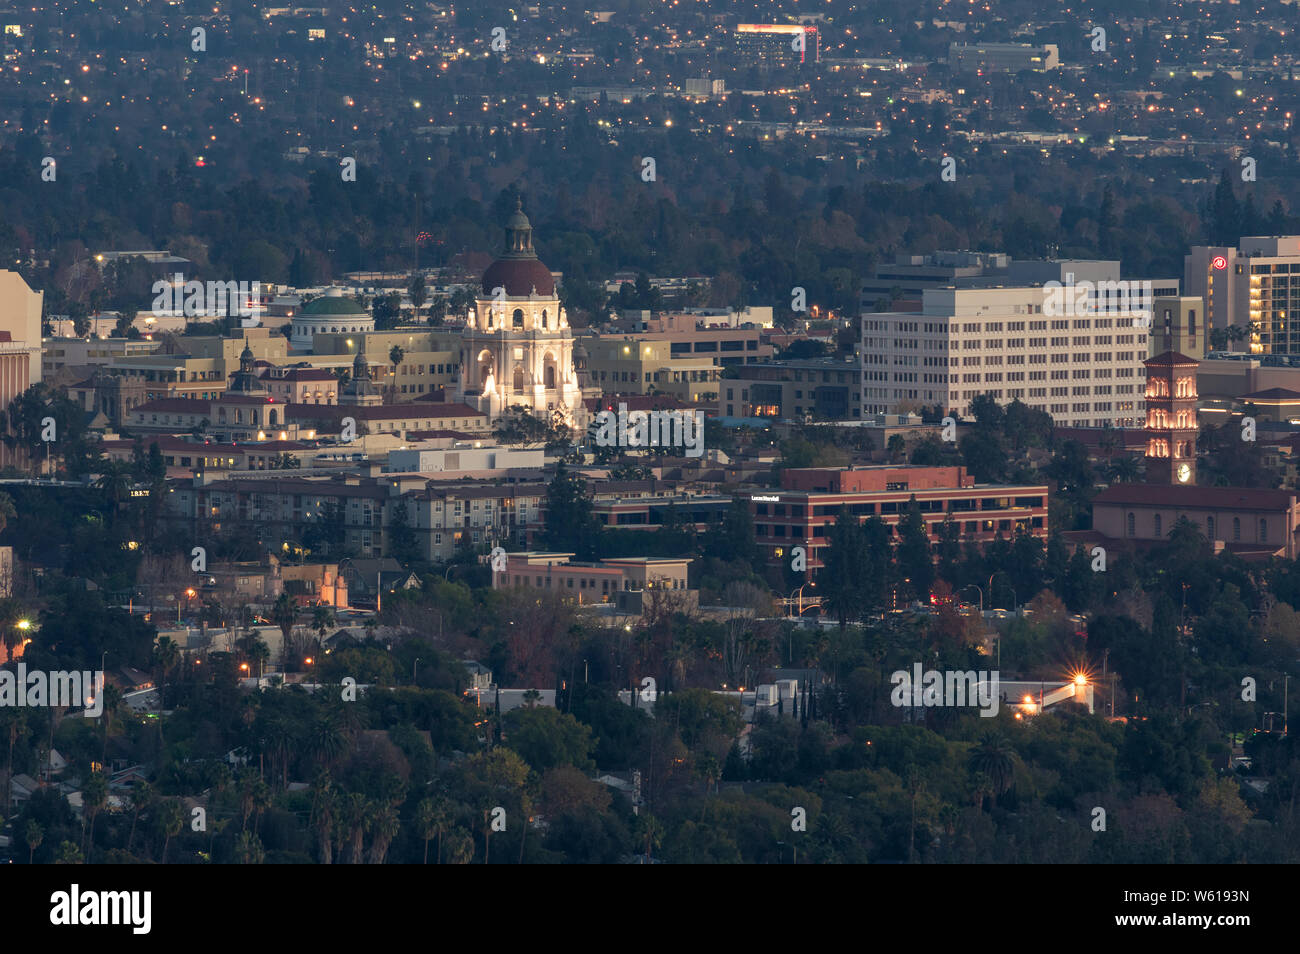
455 198 586 428
1143 351 1199 485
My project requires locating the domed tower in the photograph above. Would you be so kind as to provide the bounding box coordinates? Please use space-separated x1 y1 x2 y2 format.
227 338 268 396
340 347 382 407
455 197 586 428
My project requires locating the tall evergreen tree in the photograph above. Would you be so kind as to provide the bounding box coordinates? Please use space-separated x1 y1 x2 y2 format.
542 462 600 560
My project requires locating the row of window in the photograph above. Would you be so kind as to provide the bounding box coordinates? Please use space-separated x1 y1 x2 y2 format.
1127 512 1265 543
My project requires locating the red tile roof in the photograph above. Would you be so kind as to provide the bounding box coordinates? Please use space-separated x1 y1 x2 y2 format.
1094 483 1296 511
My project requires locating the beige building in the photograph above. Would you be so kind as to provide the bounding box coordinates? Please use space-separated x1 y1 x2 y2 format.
1092 484 1300 560
863 286 1150 427
495 553 692 601
0 271 43 468
312 329 461 400
582 335 722 403
0 270 43 384
1148 295 1205 360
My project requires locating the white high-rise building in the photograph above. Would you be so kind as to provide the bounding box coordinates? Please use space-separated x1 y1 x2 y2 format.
861 286 1150 427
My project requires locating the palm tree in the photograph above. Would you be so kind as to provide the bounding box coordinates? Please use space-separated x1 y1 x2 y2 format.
127 781 154 854
152 637 179 708
95 459 134 512
415 796 450 864
1098 427 1120 471
25 819 43 864
56 840 83 864
237 768 269 832
1 708 28 814
367 802 401 864
312 605 336 645
342 792 370 864
1108 455 1141 483
81 770 108 861
635 812 664 863
445 826 474 864
271 593 298 666
311 772 336 864
968 732 1016 803
389 345 406 401
307 712 347 772
157 799 184 862
236 830 265 864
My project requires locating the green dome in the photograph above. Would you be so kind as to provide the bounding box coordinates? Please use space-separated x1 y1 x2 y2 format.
301 295 366 316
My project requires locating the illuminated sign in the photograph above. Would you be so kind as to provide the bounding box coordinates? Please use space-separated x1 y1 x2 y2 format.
751 495 780 502
1212 256 1227 270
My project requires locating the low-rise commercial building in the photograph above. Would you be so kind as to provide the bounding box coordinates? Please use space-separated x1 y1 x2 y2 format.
751 464 1049 577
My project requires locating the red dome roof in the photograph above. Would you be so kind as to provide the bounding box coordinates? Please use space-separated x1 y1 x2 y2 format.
481 257 556 298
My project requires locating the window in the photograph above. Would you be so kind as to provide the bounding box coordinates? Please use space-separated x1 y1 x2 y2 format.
1206 516 1214 539
1260 519 1267 543
1153 514 1162 536
1233 517 1241 541
1126 512 1135 537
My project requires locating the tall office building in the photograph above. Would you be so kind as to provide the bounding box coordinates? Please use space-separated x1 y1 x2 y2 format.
861 286 1149 427
1185 236 1300 354
734 24 819 67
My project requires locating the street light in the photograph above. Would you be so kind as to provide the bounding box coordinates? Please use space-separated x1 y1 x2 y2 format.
960 584 983 613
988 571 1017 613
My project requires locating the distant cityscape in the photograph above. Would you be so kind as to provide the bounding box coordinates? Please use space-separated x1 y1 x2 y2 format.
0 0 1295 875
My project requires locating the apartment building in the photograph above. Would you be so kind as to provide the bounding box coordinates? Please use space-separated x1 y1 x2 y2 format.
402 483 548 561
862 286 1150 427
167 475 394 557
750 464 1049 578
1185 236 1300 355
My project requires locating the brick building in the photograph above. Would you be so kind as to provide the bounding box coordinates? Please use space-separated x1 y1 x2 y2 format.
750 464 1049 577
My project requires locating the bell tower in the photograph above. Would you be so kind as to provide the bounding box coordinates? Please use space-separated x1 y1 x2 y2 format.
1143 351 1199 485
